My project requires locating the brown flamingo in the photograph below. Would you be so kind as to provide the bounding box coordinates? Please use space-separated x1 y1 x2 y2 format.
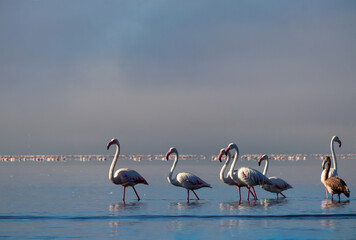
321 136 342 198
322 156 349 201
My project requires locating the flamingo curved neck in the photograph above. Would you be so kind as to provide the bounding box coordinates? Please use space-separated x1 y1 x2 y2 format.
262 158 269 176
168 152 180 186
220 152 231 183
331 137 337 171
109 143 120 183
323 160 331 181
228 146 239 177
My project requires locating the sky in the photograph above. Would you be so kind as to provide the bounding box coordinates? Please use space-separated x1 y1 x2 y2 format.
0 0 355 155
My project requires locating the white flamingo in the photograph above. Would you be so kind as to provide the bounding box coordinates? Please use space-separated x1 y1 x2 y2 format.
107 138 148 202
258 154 293 199
225 143 272 201
218 148 255 202
166 147 211 202
320 136 342 198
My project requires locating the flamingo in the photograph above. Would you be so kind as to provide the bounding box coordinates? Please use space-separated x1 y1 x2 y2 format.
225 143 272 201
166 147 211 202
321 136 342 199
258 154 293 199
107 138 148 202
322 156 349 201
218 148 256 202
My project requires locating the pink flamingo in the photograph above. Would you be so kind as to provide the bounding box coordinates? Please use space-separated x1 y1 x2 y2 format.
258 154 293 199
320 136 342 199
218 148 256 202
225 143 272 201
166 147 211 202
107 138 148 202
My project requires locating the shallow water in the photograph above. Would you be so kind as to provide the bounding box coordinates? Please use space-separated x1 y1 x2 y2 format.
0 159 355 239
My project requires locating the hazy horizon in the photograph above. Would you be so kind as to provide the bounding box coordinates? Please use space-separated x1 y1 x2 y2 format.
1 1 355 155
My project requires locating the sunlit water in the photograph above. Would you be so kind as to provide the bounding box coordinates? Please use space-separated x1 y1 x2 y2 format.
1 158 355 239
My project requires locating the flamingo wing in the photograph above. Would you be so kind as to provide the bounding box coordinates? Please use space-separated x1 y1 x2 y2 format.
115 168 148 186
269 177 293 190
325 176 347 193
176 172 211 190
262 177 292 193
238 167 272 186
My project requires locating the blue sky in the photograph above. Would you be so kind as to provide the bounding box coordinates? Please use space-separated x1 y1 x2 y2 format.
0 1 355 155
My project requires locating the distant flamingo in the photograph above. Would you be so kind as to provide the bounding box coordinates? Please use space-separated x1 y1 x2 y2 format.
166 147 211 202
321 136 342 199
258 154 293 199
322 156 349 201
225 143 272 201
218 148 255 202
107 138 148 202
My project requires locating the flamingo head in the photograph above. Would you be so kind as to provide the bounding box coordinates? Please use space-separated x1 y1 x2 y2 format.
322 156 331 169
166 147 178 160
258 154 268 166
225 143 237 153
333 136 342 148
107 138 119 150
218 148 227 162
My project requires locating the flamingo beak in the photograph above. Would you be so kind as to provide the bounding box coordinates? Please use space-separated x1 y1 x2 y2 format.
258 155 267 166
107 140 114 150
217 151 226 162
165 151 171 160
338 140 342 148
225 146 231 153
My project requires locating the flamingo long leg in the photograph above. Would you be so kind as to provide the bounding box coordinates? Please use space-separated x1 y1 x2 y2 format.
276 193 279 199
325 188 328 199
280 192 287 198
187 190 190 202
240 187 256 202
122 186 126 202
132 186 140 201
251 186 257 201
237 187 241 202
191 190 200 200
249 188 256 199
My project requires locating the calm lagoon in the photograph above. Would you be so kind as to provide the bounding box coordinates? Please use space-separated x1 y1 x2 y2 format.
1 157 355 239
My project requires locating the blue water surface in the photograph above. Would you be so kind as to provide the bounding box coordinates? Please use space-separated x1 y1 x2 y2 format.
0 158 355 239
